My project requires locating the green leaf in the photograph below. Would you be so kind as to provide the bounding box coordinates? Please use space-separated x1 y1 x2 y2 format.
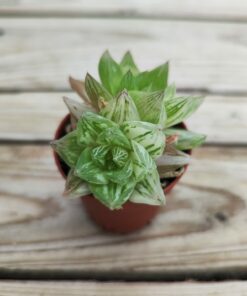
91 145 110 167
122 121 165 159
75 148 108 184
164 84 176 101
98 50 123 95
51 130 83 168
106 159 133 184
130 90 167 126
97 127 131 150
136 62 169 92
165 128 206 150
85 73 113 110
64 169 90 198
130 169 165 206
131 140 155 181
165 95 204 127
63 96 94 121
120 51 139 75
128 90 146 101
89 180 136 210
118 71 136 92
100 89 140 125
77 111 117 145
112 146 129 167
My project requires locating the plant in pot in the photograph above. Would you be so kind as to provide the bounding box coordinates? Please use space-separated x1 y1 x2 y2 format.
51 51 206 233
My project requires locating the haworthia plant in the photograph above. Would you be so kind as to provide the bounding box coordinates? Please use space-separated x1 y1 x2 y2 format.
52 112 166 209
51 51 206 209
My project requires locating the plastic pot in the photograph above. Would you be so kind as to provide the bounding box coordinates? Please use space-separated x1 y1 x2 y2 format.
53 114 190 234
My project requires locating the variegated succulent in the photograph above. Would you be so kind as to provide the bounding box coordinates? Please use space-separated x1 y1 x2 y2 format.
52 111 165 209
51 51 206 209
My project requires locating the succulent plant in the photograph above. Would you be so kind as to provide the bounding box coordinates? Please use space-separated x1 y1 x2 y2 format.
52 111 165 209
52 51 206 209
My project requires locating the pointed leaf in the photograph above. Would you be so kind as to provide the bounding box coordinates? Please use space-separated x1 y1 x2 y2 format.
165 128 206 150
118 70 136 92
156 144 190 175
85 73 113 110
120 51 139 75
91 145 110 167
136 62 169 91
89 180 135 210
121 121 165 159
165 95 204 127
131 140 155 181
100 89 140 125
130 169 165 206
77 111 117 145
98 50 123 95
164 84 176 101
106 160 133 184
51 130 83 168
130 90 167 126
64 169 90 198
75 148 108 184
63 96 94 121
97 127 131 150
69 76 91 105
129 90 146 101
112 146 129 167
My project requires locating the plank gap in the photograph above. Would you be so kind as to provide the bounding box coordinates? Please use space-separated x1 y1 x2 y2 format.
1 11 247 24
1 268 247 282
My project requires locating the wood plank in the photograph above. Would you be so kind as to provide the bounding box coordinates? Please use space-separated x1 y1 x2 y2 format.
1 92 246 144
1 0 247 21
0 18 247 92
0 145 247 278
0 281 247 295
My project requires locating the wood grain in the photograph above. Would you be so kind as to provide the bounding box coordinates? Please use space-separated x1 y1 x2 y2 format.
0 145 246 278
1 0 247 21
0 18 247 92
0 281 247 295
1 92 246 144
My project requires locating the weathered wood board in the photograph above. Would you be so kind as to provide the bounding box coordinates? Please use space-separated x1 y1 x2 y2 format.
1 0 247 286
0 145 246 277
1 0 247 21
0 18 247 92
0 281 247 296
1 92 246 143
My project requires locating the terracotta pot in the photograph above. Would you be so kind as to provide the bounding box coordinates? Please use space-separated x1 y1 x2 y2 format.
53 114 191 233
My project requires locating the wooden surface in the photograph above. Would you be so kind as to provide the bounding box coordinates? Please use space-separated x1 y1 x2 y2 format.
0 18 246 92
1 0 247 293
1 0 247 21
0 145 247 277
0 281 247 296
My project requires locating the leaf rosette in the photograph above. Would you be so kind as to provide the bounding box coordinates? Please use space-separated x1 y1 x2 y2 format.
52 111 166 209
51 50 207 210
